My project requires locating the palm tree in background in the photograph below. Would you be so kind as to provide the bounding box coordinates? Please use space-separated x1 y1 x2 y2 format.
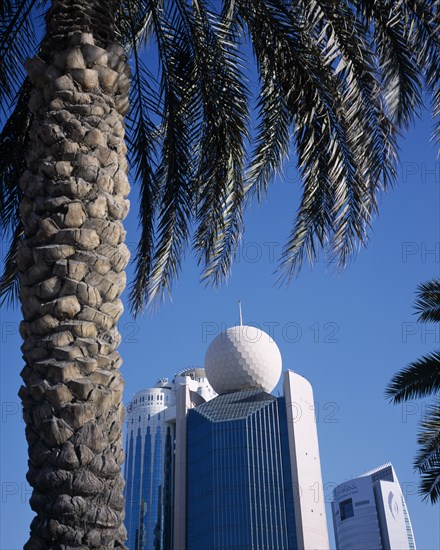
386 278 440 504
0 0 439 547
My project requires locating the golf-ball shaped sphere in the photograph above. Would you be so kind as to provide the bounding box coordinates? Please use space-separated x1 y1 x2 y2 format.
204 325 282 394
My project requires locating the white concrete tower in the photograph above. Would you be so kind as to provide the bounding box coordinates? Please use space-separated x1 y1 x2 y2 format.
283 370 330 550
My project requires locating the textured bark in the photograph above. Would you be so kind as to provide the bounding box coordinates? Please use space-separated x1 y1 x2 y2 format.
18 16 130 548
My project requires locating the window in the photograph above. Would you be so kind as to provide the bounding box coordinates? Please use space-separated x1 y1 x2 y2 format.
355 499 370 507
340 498 354 521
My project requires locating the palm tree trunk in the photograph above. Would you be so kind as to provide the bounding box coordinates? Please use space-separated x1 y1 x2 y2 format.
18 1 130 547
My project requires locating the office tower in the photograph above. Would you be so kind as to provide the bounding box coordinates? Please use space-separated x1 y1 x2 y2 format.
183 325 329 550
124 368 215 550
331 463 416 550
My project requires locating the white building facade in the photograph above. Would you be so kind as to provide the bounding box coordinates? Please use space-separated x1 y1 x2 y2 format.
331 463 416 550
284 371 329 550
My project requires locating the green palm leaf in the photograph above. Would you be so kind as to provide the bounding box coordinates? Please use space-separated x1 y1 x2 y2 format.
191 1 249 286
387 276 440 503
386 350 440 403
415 278 440 323
143 0 199 307
0 0 45 110
414 400 440 503
0 224 23 307
0 80 31 232
123 1 162 315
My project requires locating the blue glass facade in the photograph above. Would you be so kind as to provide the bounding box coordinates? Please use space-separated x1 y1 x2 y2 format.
187 390 297 550
124 432 134 544
124 389 174 550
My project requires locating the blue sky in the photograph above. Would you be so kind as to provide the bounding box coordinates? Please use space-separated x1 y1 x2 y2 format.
1 56 440 550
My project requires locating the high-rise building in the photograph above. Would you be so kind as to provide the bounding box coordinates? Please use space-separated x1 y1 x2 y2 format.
182 325 329 550
124 368 216 550
331 463 416 550
124 323 330 550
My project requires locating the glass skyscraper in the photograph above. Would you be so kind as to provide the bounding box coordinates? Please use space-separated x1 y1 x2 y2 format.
124 369 216 550
181 325 329 550
124 383 174 549
186 390 297 549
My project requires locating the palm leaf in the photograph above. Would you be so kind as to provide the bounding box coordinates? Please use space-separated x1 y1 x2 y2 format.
386 350 440 403
142 0 199 307
0 224 23 307
403 0 440 152
191 1 249 285
124 1 162 315
116 0 154 48
0 80 30 234
0 80 30 307
239 0 397 278
414 400 440 503
0 0 44 111
355 0 424 127
0 0 439 309
415 278 440 323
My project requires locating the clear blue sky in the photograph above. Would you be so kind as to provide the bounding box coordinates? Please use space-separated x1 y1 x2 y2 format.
1 65 440 550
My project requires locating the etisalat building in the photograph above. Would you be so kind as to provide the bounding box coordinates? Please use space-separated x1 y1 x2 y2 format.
123 323 330 550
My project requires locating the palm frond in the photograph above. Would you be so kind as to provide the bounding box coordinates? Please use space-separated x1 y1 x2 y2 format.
0 224 23 307
191 1 249 285
355 0 424 127
414 399 440 503
386 350 440 403
220 0 244 35
433 86 440 149
277 139 335 274
124 2 162 315
142 0 199 307
243 1 292 202
0 80 30 234
416 400 440 470
415 278 440 323
403 0 440 151
245 75 290 203
116 0 154 49
0 0 43 112
418 458 440 504
239 0 397 279
298 0 397 269
241 0 300 203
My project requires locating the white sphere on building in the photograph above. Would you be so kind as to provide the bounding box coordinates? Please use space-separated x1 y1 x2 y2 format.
204 325 282 394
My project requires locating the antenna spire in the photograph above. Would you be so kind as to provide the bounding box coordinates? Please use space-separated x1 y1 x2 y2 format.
238 300 243 326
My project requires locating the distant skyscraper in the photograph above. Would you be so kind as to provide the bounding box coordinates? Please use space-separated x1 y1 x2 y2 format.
182 325 329 550
331 463 416 550
124 368 215 550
